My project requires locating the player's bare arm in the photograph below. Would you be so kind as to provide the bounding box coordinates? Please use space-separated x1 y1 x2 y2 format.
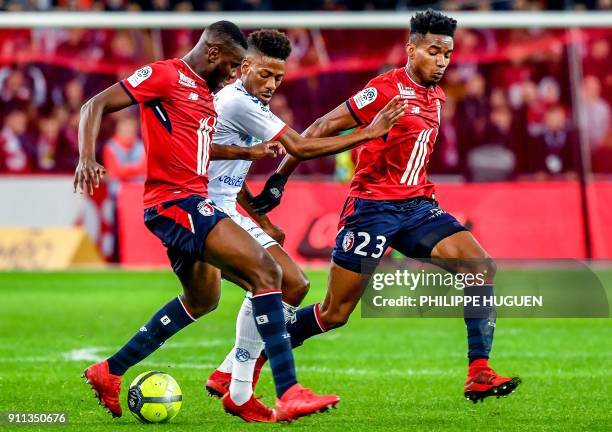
248 95 405 215
210 140 285 161
250 101 366 214
275 100 362 179
74 83 134 195
277 96 405 160
237 182 285 245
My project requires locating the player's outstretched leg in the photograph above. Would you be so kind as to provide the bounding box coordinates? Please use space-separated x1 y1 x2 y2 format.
431 231 521 403
84 261 221 417
207 245 308 402
203 218 338 422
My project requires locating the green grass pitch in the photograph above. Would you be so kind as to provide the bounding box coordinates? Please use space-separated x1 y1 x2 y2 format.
0 270 610 431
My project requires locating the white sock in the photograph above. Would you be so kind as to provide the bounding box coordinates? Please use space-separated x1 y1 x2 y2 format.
217 349 234 374
229 295 264 405
221 298 297 404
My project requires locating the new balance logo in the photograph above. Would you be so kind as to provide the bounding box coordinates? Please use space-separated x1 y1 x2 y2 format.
256 315 269 324
139 326 147 332
160 315 171 325
178 71 197 88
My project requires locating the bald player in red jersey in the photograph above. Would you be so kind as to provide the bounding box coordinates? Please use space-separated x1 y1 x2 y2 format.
250 10 521 404
74 21 404 423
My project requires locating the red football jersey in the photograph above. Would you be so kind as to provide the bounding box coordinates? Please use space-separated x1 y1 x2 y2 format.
346 67 445 200
120 58 217 207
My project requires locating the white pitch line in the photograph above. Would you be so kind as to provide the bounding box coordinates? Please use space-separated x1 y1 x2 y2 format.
2 350 611 379
63 347 108 362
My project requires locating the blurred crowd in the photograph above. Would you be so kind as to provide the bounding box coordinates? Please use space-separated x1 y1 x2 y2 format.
0 0 611 11
0 26 611 181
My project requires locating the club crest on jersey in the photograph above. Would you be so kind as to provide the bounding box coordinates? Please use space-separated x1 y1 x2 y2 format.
353 87 377 109
178 71 197 89
397 83 416 99
127 66 152 88
342 231 355 252
197 200 214 216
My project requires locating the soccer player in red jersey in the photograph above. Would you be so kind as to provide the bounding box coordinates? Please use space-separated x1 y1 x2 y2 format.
74 21 404 422
250 10 521 403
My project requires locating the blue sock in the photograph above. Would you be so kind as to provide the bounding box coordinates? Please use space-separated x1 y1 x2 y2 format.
107 296 196 375
464 284 496 364
260 303 327 362
250 291 297 397
286 303 327 348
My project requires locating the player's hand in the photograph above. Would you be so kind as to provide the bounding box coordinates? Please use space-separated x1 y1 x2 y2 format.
73 158 106 196
261 221 285 246
249 173 288 214
247 141 286 161
365 95 406 139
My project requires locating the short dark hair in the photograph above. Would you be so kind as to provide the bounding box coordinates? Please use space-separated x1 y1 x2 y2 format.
410 9 457 42
247 29 292 61
206 20 247 50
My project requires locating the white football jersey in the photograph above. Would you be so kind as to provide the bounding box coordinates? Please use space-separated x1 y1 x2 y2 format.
208 80 287 209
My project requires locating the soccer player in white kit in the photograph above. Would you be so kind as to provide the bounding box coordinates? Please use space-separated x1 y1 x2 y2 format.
205 29 406 421
206 31 304 411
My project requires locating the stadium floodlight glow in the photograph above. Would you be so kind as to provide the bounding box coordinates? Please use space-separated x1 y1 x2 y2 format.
0 11 610 29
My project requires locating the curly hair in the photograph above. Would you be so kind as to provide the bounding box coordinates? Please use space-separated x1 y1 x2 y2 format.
247 29 292 61
410 9 457 42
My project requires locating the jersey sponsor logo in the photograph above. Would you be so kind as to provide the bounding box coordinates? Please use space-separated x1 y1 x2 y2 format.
353 87 378 109
127 66 152 88
178 71 197 89
342 230 355 252
197 200 215 216
188 92 199 101
397 83 417 99
411 106 420 114
217 175 244 187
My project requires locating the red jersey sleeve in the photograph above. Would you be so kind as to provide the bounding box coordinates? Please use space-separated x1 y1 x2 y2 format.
345 77 394 126
120 60 178 104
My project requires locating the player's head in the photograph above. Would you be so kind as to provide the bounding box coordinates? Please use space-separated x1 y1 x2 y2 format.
241 29 292 104
198 20 247 89
407 10 457 86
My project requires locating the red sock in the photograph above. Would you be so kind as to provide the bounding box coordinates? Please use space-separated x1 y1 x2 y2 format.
469 358 490 373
